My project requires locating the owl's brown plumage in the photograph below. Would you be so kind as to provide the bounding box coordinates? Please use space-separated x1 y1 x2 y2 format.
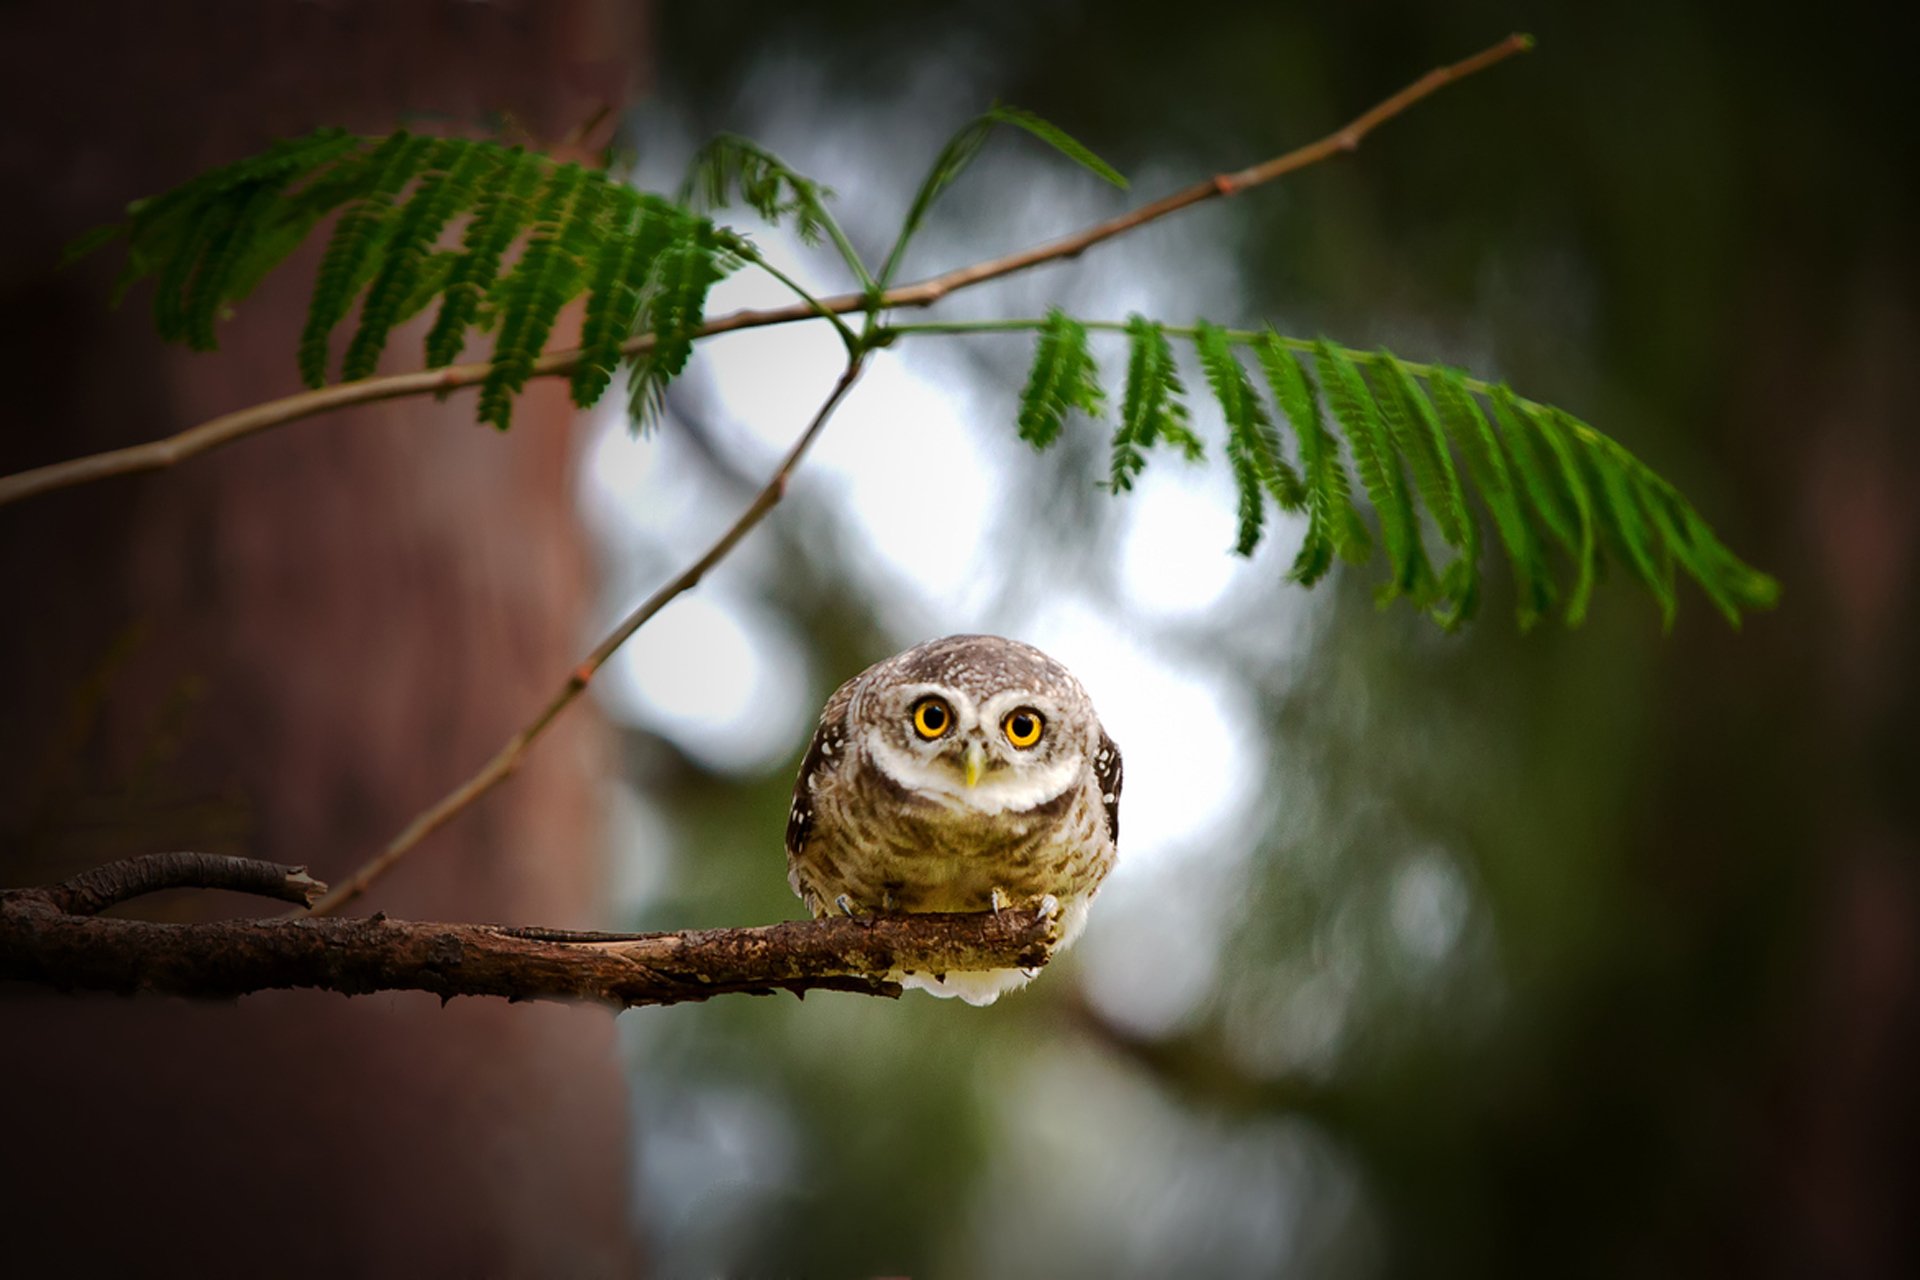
786 634 1121 1005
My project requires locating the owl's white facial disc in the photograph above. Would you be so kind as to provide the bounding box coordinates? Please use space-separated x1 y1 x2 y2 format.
863 682 1083 816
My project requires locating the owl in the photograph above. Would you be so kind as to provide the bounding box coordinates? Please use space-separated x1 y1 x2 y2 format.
786 634 1122 1006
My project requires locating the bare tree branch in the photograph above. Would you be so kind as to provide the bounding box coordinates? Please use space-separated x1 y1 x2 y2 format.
306 356 868 916
30 852 327 916
0 34 1531 510
1 860 1059 1008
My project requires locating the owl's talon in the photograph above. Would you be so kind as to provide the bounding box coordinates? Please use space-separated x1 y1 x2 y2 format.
1035 893 1060 923
834 894 857 917
989 886 1012 915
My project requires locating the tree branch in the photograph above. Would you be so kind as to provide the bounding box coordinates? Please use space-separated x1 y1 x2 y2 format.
29 852 327 916
1 861 1059 1008
305 355 868 916
0 34 1530 510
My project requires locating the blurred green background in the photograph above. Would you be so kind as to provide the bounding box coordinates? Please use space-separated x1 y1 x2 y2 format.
602 3 1918 1276
1 3 1913 1277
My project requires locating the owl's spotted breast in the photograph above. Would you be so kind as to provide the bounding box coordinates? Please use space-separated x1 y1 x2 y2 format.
785 634 1121 1005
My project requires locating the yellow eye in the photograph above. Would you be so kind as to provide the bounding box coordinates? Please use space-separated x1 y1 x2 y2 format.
911 697 953 740
1002 708 1044 749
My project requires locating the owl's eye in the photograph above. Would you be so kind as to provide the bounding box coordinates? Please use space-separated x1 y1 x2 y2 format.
911 696 952 740
1002 708 1044 748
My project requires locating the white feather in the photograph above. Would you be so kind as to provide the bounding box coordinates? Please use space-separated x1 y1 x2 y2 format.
887 895 1095 1006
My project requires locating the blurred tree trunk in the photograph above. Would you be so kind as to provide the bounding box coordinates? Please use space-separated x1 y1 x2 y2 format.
0 3 646 1272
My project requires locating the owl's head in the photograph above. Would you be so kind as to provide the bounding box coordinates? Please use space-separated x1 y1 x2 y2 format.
853 634 1097 814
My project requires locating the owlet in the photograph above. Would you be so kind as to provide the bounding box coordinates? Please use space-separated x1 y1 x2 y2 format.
786 634 1121 1005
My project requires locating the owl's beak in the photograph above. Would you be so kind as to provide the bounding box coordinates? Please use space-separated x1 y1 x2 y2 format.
962 740 986 789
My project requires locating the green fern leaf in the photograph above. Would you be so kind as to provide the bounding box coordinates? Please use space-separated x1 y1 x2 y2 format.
983 106 1128 189
61 223 125 268
647 218 727 380
1492 386 1596 624
681 134 836 246
1429 369 1555 628
627 216 731 433
1314 341 1434 606
1635 473 1780 626
392 251 461 326
219 134 399 308
1255 333 1370 585
1196 322 1301 557
297 133 439 387
477 164 603 431
881 106 1127 287
423 148 544 369
119 129 366 330
179 179 281 351
1111 315 1195 491
1371 356 1479 625
572 190 679 409
341 143 500 381
1488 384 1577 544
1018 309 1104 449
1578 430 1677 628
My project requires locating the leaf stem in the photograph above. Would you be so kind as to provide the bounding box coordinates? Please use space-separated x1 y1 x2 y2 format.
881 316 1571 422
736 243 860 353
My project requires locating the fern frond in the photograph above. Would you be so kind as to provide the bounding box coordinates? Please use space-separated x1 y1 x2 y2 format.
1254 333 1369 585
1196 322 1301 556
982 106 1128 189
1313 341 1435 607
1371 355 1479 626
127 129 364 331
571 192 678 409
1017 309 1104 449
181 180 284 352
681 134 836 246
1111 315 1196 491
881 107 1126 287
1634 472 1779 627
391 251 461 325
1429 368 1554 628
297 133 442 387
1579 431 1676 628
1491 385 1595 624
628 216 730 434
340 143 502 381
422 148 545 370
476 165 605 430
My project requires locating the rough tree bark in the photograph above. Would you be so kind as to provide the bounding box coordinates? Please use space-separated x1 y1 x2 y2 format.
0 853 1061 1006
0 3 649 1274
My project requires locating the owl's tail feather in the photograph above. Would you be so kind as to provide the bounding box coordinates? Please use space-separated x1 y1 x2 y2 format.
892 967 1039 1007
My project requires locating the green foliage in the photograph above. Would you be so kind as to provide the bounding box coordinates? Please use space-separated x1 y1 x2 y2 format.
1015 309 1104 449
1007 320 1777 630
680 134 838 247
628 221 734 433
982 106 1129 190
88 128 738 431
1195 322 1303 556
1110 315 1201 493
75 113 1775 632
1314 341 1437 610
880 106 1125 288
1254 333 1369 585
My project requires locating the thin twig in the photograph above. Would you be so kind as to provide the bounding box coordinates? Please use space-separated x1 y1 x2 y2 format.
0 894 1060 1008
0 34 1530 511
305 356 869 916
23 852 327 916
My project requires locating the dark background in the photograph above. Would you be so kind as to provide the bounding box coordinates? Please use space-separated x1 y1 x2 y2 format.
2 2 1915 1276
